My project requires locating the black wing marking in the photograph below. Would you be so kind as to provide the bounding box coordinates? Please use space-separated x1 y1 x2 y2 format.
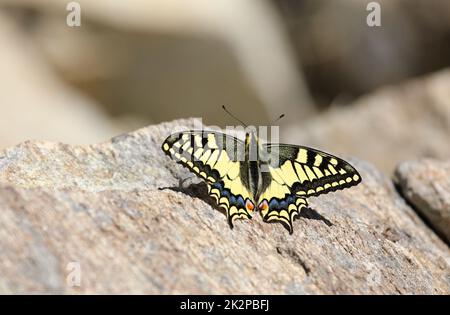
162 130 253 227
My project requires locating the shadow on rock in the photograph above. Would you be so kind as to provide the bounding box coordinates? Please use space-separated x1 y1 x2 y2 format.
159 181 333 227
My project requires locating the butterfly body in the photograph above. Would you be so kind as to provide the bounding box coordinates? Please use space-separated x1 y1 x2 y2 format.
241 132 269 207
162 130 361 233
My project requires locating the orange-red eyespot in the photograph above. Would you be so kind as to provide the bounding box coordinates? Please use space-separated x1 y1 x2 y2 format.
245 199 255 212
258 200 269 211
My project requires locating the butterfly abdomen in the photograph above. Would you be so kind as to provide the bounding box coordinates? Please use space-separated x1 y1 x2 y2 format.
242 132 268 201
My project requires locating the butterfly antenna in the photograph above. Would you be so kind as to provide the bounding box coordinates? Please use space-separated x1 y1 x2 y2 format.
273 113 285 124
222 105 247 127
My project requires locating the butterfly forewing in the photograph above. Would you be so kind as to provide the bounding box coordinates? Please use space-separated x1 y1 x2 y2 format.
263 144 362 197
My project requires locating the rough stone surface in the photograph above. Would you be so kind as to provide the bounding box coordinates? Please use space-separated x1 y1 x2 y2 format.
0 120 449 294
395 159 450 245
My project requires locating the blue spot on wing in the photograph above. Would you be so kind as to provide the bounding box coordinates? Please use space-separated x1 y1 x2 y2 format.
211 182 246 208
268 194 296 211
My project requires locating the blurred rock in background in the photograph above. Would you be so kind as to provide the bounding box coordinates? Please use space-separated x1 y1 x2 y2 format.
0 11 123 148
0 0 450 175
0 0 312 129
396 159 450 244
284 69 450 173
273 0 450 106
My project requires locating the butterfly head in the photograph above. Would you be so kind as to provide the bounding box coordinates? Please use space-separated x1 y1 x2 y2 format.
245 131 257 145
245 130 260 157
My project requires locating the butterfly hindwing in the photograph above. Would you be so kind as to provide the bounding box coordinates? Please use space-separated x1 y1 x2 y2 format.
206 181 252 227
162 131 253 226
258 144 362 233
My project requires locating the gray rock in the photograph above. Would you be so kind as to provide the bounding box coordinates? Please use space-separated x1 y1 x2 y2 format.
395 159 450 244
0 120 449 294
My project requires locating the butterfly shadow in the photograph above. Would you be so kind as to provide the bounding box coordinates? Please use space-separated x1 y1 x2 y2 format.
297 207 333 227
159 181 333 227
158 181 227 216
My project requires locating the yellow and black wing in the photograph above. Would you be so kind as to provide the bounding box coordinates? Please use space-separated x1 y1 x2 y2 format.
162 131 253 227
258 144 362 233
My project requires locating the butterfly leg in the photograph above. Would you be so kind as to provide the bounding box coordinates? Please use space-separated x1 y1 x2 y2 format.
178 175 196 188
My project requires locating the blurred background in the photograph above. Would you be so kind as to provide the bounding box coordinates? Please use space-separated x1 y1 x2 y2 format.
0 0 449 173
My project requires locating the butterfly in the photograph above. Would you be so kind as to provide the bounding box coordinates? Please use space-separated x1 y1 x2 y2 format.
161 129 361 233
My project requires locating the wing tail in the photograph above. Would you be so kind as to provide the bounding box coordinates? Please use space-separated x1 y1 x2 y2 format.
261 196 308 234
207 183 252 228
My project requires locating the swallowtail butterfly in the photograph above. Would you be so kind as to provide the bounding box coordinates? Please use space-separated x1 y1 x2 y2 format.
162 127 361 233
